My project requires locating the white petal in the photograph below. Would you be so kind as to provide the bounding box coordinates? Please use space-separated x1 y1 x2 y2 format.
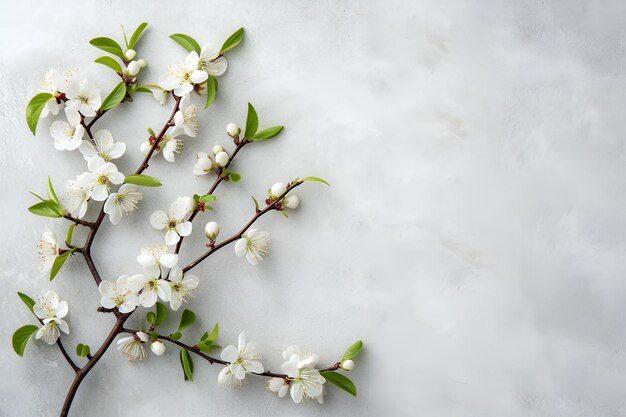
290 382 304 404
234 238 247 257
150 211 168 229
55 301 68 318
221 345 239 362
174 83 193 97
165 229 180 246
90 184 109 201
98 280 116 297
176 221 192 237
191 70 208 84
160 253 178 268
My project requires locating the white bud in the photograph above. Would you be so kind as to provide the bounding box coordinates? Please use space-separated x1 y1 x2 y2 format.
193 152 213 175
341 359 355 371
271 182 287 198
150 340 166 356
127 60 142 77
205 221 219 240
226 123 241 138
284 195 300 209
137 58 146 68
215 151 229 167
124 49 136 60
212 145 224 155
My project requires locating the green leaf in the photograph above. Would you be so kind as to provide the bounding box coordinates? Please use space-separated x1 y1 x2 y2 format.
204 75 218 109
251 196 260 211
30 191 46 202
198 342 220 352
155 302 168 325
252 126 284 141
177 309 196 332
124 174 162 187
342 340 363 361
301 176 330 186
146 311 156 325
65 224 75 246
12 325 38 357
26 93 53 135
320 371 357 396
135 86 153 93
100 82 127 111
169 33 201 54
205 323 219 343
169 331 182 341
17 292 35 313
179 349 194 381
227 172 241 183
244 103 258 138
128 22 148 49
46 176 60 206
198 194 216 203
95 56 123 73
50 250 73 281
121 25 129 49
28 200 62 218
220 27 244 53
76 343 90 357
149 331 159 340
89 37 125 58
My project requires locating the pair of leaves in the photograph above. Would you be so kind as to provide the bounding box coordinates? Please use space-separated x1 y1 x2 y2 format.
124 174 162 187
169 27 244 55
146 302 168 326
180 349 194 381
12 325 39 357
29 177 64 218
90 23 148 58
244 103 284 141
76 343 90 357
25 93 54 135
198 323 220 352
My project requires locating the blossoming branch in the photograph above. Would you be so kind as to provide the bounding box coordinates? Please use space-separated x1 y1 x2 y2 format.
12 22 363 417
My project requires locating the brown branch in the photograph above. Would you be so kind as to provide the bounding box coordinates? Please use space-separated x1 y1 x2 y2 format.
182 181 303 273
62 214 96 228
32 314 80 373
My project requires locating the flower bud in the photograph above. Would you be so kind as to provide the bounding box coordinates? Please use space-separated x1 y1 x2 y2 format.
271 182 287 198
193 152 213 176
124 49 136 60
212 145 224 155
150 340 166 356
341 359 355 371
215 151 229 167
205 221 219 240
127 60 142 76
284 195 300 209
137 58 146 68
226 123 241 138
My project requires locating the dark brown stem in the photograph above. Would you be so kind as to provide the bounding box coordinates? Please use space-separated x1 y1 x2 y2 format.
62 214 96 228
182 181 303 273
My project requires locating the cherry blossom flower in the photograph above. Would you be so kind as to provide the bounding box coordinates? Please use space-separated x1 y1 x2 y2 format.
79 129 126 161
103 184 143 225
173 95 199 137
98 275 140 313
218 332 264 386
128 273 171 308
280 346 326 404
235 229 271 265
34 291 69 345
50 108 84 151
37 229 60 272
136 245 178 278
150 196 194 245
117 331 149 361
160 51 208 97
38 69 65 118
140 129 183 162
77 156 124 201
65 79 101 117
168 266 199 311
61 180 90 219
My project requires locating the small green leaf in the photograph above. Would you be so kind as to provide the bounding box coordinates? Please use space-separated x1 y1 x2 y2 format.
50 250 73 281
198 194 216 203
198 342 220 352
26 93 53 135
89 37 125 59
135 86 153 93
100 82 127 111
342 340 363 361
320 371 357 396
65 224 75 246
204 75 218 109
252 126 284 141
124 174 162 187
179 349 194 381
147 127 156 136
95 56 123 73
128 22 148 49
46 176 60 206
28 200 62 218
12 325 39 357
244 103 258 138
76 343 90 357
177 309 196 332
17 292 35 313
30 191 46 202
169 33 201 54
220 27 244 53
146 311 156 325
170 331 182 341
121 25 129 49
251 196 260 211
301 176 330 186
206 323 219 343
227 172 241 183
149 331 159 340
155 302 168 325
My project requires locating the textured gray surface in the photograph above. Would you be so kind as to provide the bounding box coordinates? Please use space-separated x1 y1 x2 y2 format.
2 0 626 416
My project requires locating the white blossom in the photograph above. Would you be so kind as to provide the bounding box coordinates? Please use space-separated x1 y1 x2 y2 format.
268 377 290 398
77 156 124 201
61 180 90 219
140 128 184 162
128 273 171 308
34 291 70 345
234 229 270 265
150 196 194 245
280 346 326 404
168 266 199 311
37 229 60 272
38 69 65 118
193 152 213 175
117 331 149 361
78 129 126 161
98 275 140 313
65 79 101 117
104 184 143 225
160 51 208 97
50 108 84 151
218 332 264 386
136 245 178 278
173 94 199 137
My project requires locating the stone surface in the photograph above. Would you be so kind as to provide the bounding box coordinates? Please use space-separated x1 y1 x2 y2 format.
2 0 626 416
